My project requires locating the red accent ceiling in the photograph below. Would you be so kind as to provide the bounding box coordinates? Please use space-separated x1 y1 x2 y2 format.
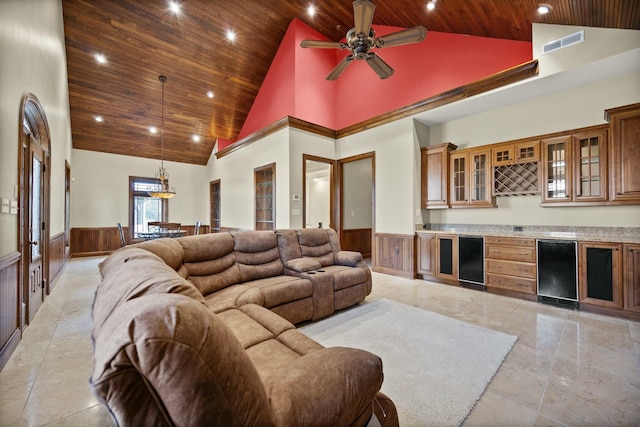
223 19 532 151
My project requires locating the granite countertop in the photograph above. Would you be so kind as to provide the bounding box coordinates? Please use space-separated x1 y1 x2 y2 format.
415 225 640 244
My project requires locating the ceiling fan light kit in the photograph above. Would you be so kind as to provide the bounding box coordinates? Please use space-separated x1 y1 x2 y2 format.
300 0 427 80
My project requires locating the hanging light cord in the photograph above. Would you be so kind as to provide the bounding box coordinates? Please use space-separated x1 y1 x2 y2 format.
159 75 167 171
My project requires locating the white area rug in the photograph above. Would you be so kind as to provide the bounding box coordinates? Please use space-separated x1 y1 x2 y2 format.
300 299 517 426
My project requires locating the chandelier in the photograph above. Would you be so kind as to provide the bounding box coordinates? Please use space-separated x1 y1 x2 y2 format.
148 75 176 199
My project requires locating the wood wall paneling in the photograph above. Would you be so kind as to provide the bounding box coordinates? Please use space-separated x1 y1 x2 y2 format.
342 228 372 258
49 232 67 291
70 225 211 256
373 233 415 279
0 252 21 371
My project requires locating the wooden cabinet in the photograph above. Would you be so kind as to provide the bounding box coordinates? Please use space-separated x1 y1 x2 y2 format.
436 234 458 285
421 143 457 209
578 242 623 308
606 103 640 204
492 141 539 166
623 243 640 313
515 141 540 163
449 148 494 208
541 127 608 205
573 130 608 203
416 232 435 276
485 236 536 295
255 163 275 230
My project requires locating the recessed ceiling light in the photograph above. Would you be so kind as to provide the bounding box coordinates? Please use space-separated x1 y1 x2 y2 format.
149 126 157 134
94 115 104 122
426 1 436 11
226 29 236 42
537 3 552 14
95 54 107 64
192 135 201 143
206 90 215 98
307 5 316 17
169 1 181 14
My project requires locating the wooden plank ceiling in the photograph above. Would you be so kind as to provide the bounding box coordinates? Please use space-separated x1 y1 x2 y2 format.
62 0 640 165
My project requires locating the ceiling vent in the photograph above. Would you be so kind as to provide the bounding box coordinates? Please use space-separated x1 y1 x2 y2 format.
542 30 585 55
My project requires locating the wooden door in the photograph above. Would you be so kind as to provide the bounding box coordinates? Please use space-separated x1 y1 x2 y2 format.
578 242 623 309
624 243 640 313
573 130 608 203
27 137 45 322
416 233 435 276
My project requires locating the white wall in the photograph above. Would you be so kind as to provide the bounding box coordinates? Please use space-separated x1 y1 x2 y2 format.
0 0 72 257
288 128 336 228
207 129 292 230
337 118 418 234
71 149 209 227
342 158 373 229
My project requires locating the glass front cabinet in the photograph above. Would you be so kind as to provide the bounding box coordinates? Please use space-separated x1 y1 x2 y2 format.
541 128 608 205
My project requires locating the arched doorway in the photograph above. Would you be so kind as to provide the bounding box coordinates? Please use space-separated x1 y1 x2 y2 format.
18 93 51 326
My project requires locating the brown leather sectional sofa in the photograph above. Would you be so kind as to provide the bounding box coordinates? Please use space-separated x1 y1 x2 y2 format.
90 228 398 426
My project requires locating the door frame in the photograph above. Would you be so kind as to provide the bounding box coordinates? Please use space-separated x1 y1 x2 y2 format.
18 93 51 327
302 154 336 229
336 152 375 261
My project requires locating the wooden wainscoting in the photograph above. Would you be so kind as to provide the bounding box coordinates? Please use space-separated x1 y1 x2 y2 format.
373 233 415 279
0 252 21 370
342 228 372 258
71 227 122 257
71 225 211 257
49 232 67 291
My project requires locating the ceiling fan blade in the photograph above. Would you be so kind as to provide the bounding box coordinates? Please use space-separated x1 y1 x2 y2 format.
374 25 427 48
300 40 347 49
365 53 394 79
326 55 355 80
353 0 376 36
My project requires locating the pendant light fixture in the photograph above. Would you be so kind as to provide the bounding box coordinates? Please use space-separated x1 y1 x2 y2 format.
148 75 176 198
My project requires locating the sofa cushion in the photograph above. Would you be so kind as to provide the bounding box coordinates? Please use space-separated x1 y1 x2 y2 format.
334 250 364 267
296 229 335 267
233 231 285 281
91 294 275 427
242 276 313 308
320 265 369 291
276 229 302 264
180 233 242 296
93 248 204 336
265 347 384 427
134 238 185 273
285 257 322 273
203 285 264 314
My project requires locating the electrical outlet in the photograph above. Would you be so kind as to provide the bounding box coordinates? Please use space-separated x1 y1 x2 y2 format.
513 225 524 232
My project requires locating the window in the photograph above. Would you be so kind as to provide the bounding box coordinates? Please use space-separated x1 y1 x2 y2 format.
129 176 168 239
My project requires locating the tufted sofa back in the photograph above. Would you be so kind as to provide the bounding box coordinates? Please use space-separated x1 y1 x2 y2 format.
295 228 342 267
233 231 284 282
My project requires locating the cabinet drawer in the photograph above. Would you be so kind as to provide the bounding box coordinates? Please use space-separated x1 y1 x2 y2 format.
486 245 535 262
485 236 535 246
486 259 536 278
486 273 536 294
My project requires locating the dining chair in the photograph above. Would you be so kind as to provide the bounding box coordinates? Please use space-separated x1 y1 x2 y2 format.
117 222 126 247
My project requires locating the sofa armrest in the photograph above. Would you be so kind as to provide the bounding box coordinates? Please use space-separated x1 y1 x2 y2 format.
334 250 363 267
266 347 383 427
285 258 322 273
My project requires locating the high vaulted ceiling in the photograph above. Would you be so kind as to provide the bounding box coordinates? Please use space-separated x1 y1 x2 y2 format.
62 0 640 165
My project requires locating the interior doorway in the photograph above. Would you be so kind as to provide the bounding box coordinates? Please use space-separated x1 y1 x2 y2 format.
337 152 375 259
19 93 51 326
303 155 335 229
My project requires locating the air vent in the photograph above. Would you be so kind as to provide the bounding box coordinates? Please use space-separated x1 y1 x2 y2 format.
542 30 585 54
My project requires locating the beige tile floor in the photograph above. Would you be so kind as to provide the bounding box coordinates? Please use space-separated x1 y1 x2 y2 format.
1 256 639 426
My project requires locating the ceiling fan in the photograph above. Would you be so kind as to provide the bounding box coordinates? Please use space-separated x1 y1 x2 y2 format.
300 0 427 80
